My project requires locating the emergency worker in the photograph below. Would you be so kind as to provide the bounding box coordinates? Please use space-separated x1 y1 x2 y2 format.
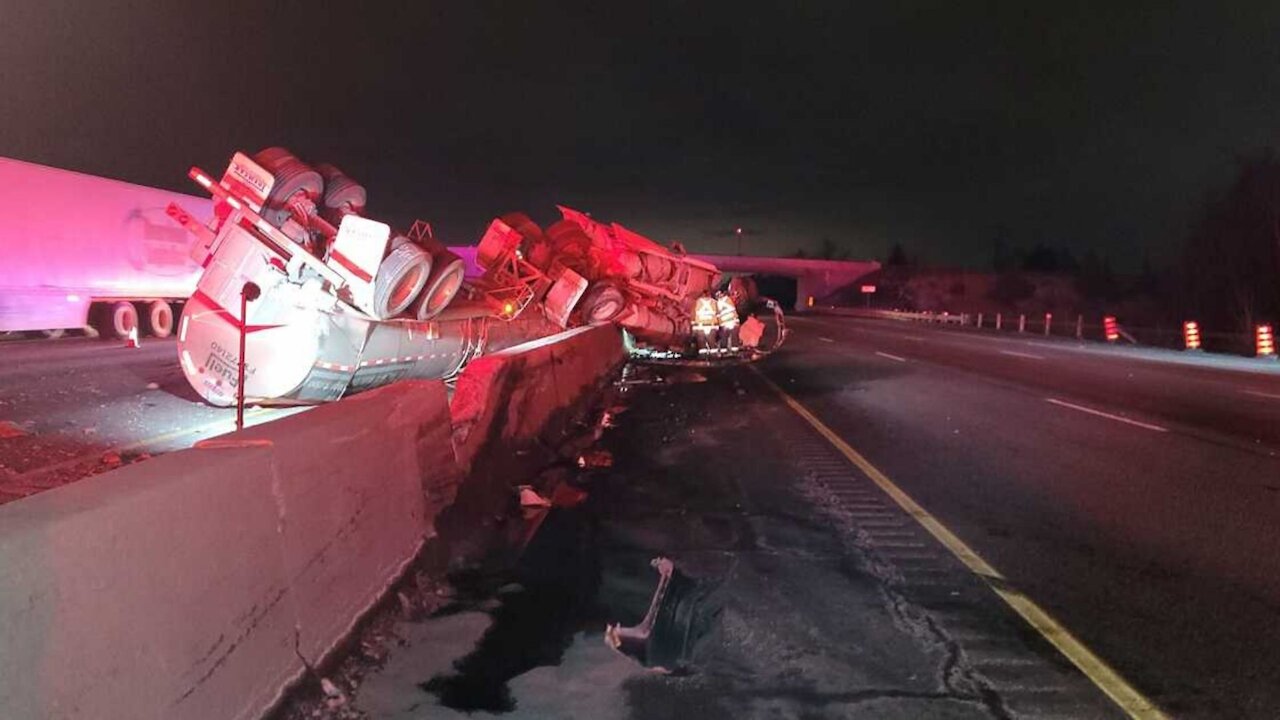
692 293 718 351
715 291 739 350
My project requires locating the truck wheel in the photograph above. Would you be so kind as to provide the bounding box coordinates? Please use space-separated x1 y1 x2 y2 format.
109 302 139 339
413 252 467 321
372 242 432 319
316 163 367 213
146 301 174 338
253 148 323 226
579 282 626 323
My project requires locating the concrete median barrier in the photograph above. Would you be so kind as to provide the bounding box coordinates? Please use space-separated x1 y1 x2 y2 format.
451 324 626 477
0 380 457 720
0 444 298 720
0 327 625 720
234 380 454 672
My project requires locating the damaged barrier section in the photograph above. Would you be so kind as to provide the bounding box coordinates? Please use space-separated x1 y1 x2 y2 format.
0 325 625 720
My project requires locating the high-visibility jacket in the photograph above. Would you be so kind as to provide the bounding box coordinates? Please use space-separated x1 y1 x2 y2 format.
716 295 739 329
693 296 717 330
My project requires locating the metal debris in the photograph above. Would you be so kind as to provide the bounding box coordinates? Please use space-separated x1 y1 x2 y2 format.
577 449 613 469
605 557 674 664
518 485 552 509
0 421 27 439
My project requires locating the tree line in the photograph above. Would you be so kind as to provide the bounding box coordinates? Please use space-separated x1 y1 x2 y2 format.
873 150 1280 333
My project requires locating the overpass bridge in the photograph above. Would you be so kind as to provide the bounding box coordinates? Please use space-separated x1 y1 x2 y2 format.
691 253 879 310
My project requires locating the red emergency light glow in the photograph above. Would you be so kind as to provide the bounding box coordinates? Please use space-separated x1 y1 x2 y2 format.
806 295 814 308
1183 321 1201 351
1103 315 1119 342
1258 324 1276 357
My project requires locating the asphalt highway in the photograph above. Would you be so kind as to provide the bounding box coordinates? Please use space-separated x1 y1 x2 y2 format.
763 315 1280 718
7 317 1280 717
0 336 302 502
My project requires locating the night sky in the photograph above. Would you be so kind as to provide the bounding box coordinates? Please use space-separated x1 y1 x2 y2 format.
3 1 1279 268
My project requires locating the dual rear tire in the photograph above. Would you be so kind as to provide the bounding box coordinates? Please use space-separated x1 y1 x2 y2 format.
92 300 174 339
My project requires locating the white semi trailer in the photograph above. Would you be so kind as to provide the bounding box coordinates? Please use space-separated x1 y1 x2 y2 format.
0 157 214 338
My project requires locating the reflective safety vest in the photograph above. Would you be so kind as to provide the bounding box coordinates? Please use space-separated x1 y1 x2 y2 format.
716 295 739 329
693 295 717 330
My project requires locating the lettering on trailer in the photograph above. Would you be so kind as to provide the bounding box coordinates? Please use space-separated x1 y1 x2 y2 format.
221 152 274 208
300 377 348 399
203 340 255 389
230 161 268 194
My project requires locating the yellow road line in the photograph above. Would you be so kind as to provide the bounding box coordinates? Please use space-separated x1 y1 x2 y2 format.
754 367 1169 720
7 408 274 487
116 407 272 452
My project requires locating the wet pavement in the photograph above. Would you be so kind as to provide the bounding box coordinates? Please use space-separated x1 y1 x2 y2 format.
0 336 305 504
285 363 1123 719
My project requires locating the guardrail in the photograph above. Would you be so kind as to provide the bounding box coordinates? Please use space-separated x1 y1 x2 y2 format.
820 307 971 325
816 306 1271 358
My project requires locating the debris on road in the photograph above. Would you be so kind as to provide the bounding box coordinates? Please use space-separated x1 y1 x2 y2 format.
577 449 613 468
517 485 552 509
0 421 27 439
605 556 676 670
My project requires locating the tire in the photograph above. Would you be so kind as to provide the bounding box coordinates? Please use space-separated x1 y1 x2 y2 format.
145 301 174 338
578 282 626 323
109 302 138 339
253 148 323 226
413 252 467 321
315 163 367 212
372 242 432 319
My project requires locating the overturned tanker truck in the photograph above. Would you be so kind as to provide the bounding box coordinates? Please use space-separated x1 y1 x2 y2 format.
166 148 785 406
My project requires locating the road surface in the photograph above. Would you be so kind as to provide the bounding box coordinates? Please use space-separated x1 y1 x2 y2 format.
286 362 1123 720
762 315 1280 718
0 336 302 503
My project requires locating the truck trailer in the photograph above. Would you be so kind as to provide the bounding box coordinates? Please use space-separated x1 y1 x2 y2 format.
0 157 213 338
169 148 785 405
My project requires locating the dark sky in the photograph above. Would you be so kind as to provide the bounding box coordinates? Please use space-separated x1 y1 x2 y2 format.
3 1 1279 268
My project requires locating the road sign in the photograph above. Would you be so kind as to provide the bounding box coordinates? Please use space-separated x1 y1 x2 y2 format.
860 285 876 294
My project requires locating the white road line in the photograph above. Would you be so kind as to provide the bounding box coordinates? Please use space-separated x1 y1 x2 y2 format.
1244 389 1280 400
876 351 908 363
1045 398 1168 432
818 337 835 343
1000 350 1046 360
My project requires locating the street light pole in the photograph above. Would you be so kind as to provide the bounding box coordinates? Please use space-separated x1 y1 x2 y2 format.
236 281 261 432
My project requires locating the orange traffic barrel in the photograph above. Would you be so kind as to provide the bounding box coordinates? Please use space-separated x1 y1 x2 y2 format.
1258 324 1276 358
1183 321 1201 351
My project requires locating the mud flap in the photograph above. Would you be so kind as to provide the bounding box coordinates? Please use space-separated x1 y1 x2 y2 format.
604 557 700 671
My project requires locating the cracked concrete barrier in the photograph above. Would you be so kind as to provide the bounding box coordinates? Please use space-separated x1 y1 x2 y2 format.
234 380 456 676
0 379 457 720
451 324 626 478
